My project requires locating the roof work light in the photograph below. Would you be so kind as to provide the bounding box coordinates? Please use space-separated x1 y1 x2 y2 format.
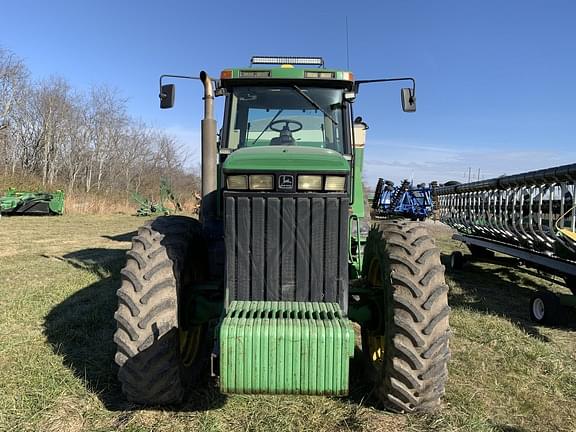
250 56 324 67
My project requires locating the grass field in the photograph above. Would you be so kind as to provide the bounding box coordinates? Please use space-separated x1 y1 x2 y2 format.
0 215 575 432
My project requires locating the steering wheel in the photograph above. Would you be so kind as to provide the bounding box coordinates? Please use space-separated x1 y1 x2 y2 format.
269 119 303 133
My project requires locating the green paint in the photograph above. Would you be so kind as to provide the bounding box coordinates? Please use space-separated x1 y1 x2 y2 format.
48 191 65 214
351 147 365 218
222 146 350 174
219 301 354 395
348 144 367 275
224 67 354 84
0 188 64 215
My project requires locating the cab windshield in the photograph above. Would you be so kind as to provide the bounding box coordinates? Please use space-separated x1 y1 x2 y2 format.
225 86 346 153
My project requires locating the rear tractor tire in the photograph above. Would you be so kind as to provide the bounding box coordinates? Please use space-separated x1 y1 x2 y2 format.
362 220 450 413
114 216 208 405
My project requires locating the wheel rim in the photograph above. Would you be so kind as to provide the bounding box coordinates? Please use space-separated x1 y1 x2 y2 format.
532 298 545 320
450 254 456 268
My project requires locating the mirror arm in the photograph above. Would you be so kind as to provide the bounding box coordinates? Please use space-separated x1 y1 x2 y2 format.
355 77 416 98
160 74 199 85
159 74 202 99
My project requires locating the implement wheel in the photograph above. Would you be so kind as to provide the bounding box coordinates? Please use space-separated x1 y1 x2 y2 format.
362 221 450 413
114 216 208 405
529 291 561 325
448 251 464 271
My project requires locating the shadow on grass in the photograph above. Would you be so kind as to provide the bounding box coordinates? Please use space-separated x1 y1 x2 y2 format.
442 253 576 338
43 247 226 412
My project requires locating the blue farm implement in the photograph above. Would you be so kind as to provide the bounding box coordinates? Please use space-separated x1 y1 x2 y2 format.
372 178 433 220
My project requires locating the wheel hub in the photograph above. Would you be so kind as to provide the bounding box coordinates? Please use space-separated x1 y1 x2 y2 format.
532 298 545 320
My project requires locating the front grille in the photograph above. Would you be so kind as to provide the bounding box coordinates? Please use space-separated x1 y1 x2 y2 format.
224 192 349 312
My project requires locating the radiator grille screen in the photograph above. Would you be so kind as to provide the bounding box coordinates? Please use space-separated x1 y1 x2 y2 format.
224 193 349 312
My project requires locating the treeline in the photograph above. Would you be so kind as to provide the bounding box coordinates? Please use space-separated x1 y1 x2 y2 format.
0 46 198 205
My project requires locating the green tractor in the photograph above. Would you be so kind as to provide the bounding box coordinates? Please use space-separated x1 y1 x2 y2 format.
114 56 450 413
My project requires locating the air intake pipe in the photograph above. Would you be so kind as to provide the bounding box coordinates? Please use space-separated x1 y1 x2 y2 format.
200 71 217 222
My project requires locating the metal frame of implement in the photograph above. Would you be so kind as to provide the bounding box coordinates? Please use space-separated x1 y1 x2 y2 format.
434 163 576 321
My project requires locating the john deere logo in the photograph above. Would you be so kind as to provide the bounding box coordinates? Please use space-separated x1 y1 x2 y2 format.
278 175 294 190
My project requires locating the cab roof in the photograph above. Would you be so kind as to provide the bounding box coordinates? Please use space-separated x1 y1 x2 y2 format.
219 56 353 87
220 66 353 81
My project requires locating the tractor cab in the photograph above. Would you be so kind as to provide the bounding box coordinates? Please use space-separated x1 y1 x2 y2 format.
218 57 353 149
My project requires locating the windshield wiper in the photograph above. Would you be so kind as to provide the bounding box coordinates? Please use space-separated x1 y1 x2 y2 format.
251 109 283 146
292 85 338 126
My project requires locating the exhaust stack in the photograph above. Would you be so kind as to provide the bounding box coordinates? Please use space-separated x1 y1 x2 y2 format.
200 71 217 222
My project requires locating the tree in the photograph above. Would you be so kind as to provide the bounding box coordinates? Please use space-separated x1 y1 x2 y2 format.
0 46 200 205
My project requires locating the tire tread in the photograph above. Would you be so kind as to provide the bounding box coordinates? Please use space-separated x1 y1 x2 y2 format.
373 220 451 413
113 215 203 405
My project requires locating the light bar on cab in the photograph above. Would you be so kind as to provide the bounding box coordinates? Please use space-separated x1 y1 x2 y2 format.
251 56 324 67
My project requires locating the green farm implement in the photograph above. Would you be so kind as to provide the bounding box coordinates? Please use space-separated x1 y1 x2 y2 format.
131 178 182 216
0 188 64 215
114 56 450 413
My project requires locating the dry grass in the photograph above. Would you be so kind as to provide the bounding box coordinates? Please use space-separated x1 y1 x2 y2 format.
63 194 137 215
0 216 574 431
0 174 200 215
63 193 199 215
0 189 200 216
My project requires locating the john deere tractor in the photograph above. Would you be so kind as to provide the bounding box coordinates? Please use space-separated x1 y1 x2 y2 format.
114 56 450 412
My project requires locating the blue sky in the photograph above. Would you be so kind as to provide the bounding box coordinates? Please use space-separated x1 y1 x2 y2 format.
1 0 575 185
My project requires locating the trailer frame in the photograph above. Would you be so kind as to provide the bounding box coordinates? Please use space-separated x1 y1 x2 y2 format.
449 233 576 324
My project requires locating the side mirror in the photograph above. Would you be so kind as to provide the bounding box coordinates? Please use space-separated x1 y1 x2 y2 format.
401 88 416 112
160 84 175 109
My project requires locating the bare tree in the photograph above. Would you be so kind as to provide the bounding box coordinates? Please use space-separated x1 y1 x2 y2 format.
0 47 28 130
0 48 29 176
0 46 200 203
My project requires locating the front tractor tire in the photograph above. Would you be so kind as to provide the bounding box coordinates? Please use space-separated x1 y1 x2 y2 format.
362 220 451 413
114 216 207 405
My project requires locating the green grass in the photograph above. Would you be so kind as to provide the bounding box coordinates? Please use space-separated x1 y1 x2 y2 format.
0 216 575 431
